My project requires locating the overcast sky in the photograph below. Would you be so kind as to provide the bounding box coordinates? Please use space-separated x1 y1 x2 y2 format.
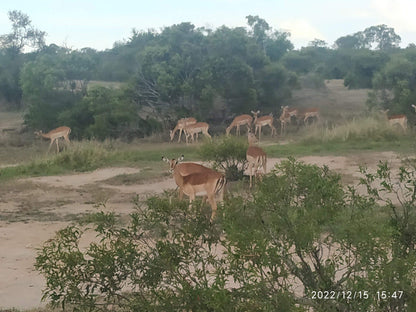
1 0 416 51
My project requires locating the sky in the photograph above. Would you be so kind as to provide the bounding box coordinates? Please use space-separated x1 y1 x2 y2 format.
1 0 416 51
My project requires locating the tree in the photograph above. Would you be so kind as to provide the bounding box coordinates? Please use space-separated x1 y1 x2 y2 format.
0 10 46 54
0 11 46 108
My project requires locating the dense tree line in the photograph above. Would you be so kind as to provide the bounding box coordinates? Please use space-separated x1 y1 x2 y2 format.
0 10 415 139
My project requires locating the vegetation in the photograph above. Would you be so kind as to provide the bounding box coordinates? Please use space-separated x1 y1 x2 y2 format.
35 159 416 311
1 11 416 140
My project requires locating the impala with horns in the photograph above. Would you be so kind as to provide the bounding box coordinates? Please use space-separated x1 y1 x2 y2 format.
162 155 226 221
251 110 276 140
381 109 407 132
246 129 267 188
184 122 211 144
226 114 253 136
34 126 71 153
170 117 197 142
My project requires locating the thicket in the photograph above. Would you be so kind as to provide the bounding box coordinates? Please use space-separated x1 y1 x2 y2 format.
2 11 416 140
36 158 416 311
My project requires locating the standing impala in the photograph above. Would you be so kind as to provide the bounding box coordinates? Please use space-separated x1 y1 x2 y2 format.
279 106 291 135
246 129 267 188
35 126 71 153
226 114 253 136
162 155 226 221
251 110 276 140
382 109 407 132
184 122 211 143
170 117 197 142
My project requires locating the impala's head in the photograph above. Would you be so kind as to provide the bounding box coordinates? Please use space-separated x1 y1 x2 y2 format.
251 110 260 118
247 128 258 145
162 155 184 173
34 130 43 137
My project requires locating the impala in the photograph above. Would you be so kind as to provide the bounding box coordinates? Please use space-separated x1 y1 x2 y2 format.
301 108 320 124
162 155 226 221
184 122 211 143
279 106 291 135
170 117 197 142
34 126 71 153
226 114 253 136
382 109 407 132
251 110 276 140
246 129 267 188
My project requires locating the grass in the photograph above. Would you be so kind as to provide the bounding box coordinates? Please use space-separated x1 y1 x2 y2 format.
0 139 203 182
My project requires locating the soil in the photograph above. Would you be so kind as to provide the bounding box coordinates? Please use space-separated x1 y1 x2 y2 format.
0 151 405 310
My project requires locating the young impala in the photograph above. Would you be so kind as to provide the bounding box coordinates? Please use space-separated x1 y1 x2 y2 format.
34 126 71 153
170 117 197 142
162 155 226 221
382 109 407 132
183 122 211 143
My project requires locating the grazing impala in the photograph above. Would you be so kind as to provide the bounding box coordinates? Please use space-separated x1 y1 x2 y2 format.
162 155 226 221
226 114 253 136
279 106 291 135
251 110 276 140
300 108 320 124
170 117 197 142
382 109 407 132
184 122 211 143
35 126 71 153
246 129 267 188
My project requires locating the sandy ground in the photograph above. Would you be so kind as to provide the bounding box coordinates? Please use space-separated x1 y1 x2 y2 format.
0 151 406 310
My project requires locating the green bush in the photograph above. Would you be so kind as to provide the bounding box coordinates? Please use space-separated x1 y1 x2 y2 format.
35 159 416 311
198 135 248 181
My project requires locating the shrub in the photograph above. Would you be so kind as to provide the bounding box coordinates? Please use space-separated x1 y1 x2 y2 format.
35 159 416 311
198 135 248 181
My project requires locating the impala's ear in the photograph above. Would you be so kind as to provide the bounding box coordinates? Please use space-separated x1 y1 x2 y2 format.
251 110 255 114
256 110 260 114
178 155 184 161
162 156 169 163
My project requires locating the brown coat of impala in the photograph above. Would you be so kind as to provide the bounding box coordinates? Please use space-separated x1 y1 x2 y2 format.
251 110 276 140
162 155 226 221
34 126 71 153
170 117 197 142
246 130 267 188
226 114 253 136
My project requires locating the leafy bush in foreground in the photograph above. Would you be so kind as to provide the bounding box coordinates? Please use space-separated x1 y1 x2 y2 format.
35 158 416 311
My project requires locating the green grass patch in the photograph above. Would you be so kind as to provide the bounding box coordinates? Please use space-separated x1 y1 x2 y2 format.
0 140 203 182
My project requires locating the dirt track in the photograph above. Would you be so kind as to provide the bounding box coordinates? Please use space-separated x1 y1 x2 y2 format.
0 152 404 310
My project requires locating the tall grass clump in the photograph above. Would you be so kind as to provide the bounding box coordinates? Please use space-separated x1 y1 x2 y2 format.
0 140 113 181
53 140 111 172
299 114 403 144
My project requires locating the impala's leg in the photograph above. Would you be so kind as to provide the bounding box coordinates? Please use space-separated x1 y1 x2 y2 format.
55 139 60 153
178 187 184 200
207 194 217 221
248 162 253 188
48 139 55 152
178 129 182 143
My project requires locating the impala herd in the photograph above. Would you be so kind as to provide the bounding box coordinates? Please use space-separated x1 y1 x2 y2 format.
31 105 416 222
